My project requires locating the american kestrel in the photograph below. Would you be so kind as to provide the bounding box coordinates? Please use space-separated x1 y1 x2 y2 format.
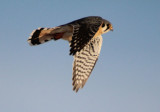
28 16 113 92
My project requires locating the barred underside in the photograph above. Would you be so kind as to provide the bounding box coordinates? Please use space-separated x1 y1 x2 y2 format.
72 35 103 92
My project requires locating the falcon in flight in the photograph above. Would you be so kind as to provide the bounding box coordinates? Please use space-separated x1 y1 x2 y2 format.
28 16 113 92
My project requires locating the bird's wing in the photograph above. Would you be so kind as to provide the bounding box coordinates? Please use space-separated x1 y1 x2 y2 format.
72 35 103 92
69 18 102 55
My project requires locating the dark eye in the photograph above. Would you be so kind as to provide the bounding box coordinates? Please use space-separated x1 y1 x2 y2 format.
107 24 110 28
102 23 105 27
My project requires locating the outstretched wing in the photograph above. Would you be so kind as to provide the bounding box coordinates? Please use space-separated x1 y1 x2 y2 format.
72 35 103 92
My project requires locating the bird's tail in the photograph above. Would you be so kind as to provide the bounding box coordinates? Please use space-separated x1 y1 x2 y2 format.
28 27 65 46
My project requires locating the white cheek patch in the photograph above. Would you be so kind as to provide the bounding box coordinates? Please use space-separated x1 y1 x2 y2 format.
102 25 108 33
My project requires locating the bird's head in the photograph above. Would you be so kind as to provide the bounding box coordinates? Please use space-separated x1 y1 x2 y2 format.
101 19 113 34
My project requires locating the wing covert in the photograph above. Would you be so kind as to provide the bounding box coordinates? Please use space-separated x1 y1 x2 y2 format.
69 17 102 55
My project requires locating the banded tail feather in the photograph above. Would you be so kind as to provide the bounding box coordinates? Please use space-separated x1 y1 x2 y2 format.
28 27 65 46
28 25 74 46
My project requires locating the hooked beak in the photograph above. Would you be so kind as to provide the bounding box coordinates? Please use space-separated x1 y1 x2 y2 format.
110 25 113 31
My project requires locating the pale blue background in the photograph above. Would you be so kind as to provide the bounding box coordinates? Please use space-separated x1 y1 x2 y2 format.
0 0 160 112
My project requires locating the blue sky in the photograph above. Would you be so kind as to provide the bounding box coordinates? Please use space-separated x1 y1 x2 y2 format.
0 0 160 112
